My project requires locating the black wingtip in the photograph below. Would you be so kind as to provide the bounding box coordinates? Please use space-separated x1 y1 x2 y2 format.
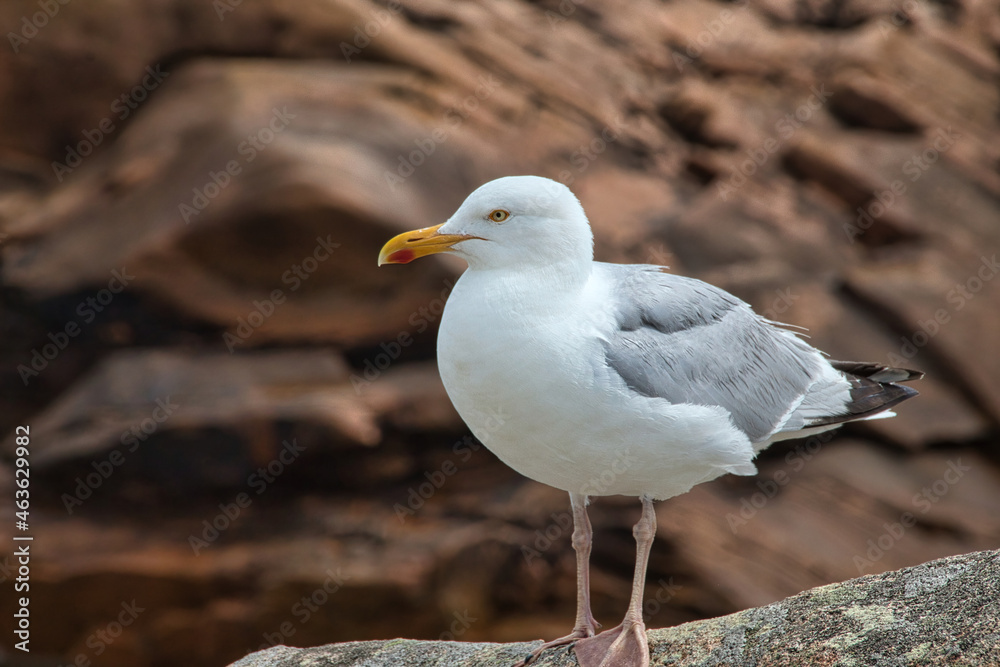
829 360 923 384
805 360 922 428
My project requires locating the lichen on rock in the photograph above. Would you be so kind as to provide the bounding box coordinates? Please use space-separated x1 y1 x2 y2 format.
232 549 1000 666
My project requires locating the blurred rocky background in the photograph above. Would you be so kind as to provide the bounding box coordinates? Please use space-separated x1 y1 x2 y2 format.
1 0 999 665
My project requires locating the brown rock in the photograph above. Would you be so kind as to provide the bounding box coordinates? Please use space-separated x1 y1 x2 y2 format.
657 441 1000 611
3 349 382 471
230 548 1000 666
1 1 999 666
829 70 924 132
2 59 502 347
845 251 1000 424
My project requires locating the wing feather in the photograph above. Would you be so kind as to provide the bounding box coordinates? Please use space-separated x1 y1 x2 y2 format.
598 265 919 444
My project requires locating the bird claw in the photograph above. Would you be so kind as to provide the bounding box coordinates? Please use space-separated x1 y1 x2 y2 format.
511 626 597 667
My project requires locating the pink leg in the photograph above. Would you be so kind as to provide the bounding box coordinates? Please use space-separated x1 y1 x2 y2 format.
514 492 599 666
573 495 655 667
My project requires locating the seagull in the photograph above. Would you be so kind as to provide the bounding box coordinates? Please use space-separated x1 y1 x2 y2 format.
377 175 921 667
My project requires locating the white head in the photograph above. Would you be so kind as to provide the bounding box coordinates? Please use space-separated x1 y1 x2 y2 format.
378 176 594 274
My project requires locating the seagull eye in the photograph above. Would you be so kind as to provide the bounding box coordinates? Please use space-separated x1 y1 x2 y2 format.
488 209 510 223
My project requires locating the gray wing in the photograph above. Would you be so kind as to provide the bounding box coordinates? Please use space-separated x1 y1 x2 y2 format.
599 264 919 443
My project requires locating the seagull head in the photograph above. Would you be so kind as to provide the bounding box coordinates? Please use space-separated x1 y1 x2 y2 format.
378 176 594 272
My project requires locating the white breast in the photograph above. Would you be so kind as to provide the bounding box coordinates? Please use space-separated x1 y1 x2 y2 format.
436 269 757 500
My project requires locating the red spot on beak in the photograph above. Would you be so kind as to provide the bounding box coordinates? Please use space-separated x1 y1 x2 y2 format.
388 249 416 264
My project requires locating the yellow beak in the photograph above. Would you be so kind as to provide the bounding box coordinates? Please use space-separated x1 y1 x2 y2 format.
377 223 479 266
